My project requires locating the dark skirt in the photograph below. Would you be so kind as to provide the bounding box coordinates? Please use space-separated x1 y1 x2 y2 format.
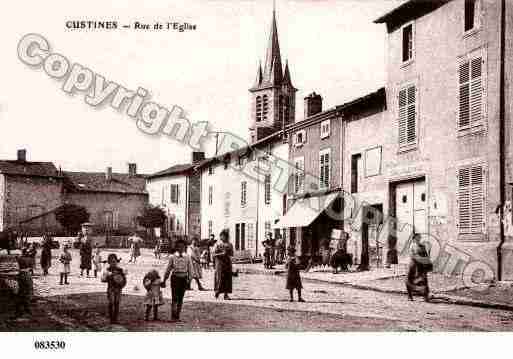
171 275 188 303
40 248 52 269
214 259 232 294
286 261 302 290
405 260 429 296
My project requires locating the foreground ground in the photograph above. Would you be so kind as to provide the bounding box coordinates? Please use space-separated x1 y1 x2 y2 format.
2 248 513 331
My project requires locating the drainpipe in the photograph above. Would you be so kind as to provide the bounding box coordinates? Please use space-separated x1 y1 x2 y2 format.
497 0 506 281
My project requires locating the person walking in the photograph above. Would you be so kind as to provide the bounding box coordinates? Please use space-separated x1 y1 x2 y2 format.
188 238 206 290
79 236 93 277
405 233 433 302
262 233 273 269
285 247 304 302
40 234 53 276
213 229 234 300
162 238 193 321
15 248 34 318
154 237 162 259
142 269 164 321
128 232 142 263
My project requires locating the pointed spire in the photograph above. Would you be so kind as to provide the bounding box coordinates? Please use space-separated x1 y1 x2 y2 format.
283 60 292 86
263 7 282 85
253 60 263 87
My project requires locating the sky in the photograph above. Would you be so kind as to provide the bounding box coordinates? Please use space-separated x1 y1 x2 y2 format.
0 0 403 174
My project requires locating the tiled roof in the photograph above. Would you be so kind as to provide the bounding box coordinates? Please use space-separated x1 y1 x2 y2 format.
0 160 60 177
147 163 195 179
64 171 147 195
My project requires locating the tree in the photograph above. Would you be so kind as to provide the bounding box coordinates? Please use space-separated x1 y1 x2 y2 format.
137 205 167 231
55 204 90 235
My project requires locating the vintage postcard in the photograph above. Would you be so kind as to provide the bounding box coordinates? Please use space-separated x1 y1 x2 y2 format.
1 0 513 355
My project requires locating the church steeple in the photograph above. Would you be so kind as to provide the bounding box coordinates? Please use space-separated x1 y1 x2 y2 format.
249 6 297 143
262 9 283 86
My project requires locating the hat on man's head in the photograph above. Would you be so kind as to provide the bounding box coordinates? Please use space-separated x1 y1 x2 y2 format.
175 238 186 246
219 228 229 239
107 253 122 263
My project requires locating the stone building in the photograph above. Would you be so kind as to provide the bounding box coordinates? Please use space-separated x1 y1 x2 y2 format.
365 0 513 279
63 164 148 235
146 152 204 239
0 149 64 234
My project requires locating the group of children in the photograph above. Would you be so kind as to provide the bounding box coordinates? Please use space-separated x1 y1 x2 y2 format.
14 236 305 323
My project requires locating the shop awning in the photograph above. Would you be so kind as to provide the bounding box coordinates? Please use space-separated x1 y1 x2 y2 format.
273 192 340 229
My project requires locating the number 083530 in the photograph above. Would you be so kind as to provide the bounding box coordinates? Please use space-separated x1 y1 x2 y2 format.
34 340 66 350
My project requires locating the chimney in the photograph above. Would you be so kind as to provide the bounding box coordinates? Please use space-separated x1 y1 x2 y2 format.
105 167 113 181
304 92 323 119
128 163 137 177
17 149 27 162
192 151 205 163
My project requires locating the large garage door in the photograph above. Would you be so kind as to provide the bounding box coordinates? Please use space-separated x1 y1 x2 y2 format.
395 180 426 256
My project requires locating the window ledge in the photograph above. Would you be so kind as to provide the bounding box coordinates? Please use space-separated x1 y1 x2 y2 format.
463 27 481 39
400 59 414 69
458 233 487 242
397 143 418 154
457 124 485 138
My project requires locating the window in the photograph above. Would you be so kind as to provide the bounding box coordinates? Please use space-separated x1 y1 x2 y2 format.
247 222 255 249
170 184 180 204
235 223 246 251
256 96 262 122
465 0 480 32
351 153 362 194
295 130 306 147
241 181 247 207
398 84 417 148
320 120 330 139
262 95 269 121
294 157 305 194
459 53 484 130
319 149 331 189
208 220 213 237
402 23 414 63
208 185 213 205
458 164 485 237
264 174 271 205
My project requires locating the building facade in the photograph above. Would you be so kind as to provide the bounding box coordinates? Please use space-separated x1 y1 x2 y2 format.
146 152 204 239
63 164 148 235
368 0 513 279
0 150 64 234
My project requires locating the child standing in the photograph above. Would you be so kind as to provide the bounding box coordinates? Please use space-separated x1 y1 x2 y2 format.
285 247 304 302
59 244 72 285
162 238 193 321
142 269 164 321
92 245 102 278
101 254 127 324
200 249 208 270
15 249 34 317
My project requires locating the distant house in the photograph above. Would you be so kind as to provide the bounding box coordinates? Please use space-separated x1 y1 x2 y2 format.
146 152 204 239
0 149 64 234
63 164 148 235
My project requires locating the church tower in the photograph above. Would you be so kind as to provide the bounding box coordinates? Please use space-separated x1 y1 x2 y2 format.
249 9 297 143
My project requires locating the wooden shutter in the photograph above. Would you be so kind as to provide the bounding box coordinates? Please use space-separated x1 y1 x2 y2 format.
398 85 416 146
458 165 485 235
459 56 483 129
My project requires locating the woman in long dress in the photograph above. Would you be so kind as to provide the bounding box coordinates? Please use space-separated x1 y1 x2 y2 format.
213 229 233 300
406 233 432 302
79 237 93 277
40 234 53 276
